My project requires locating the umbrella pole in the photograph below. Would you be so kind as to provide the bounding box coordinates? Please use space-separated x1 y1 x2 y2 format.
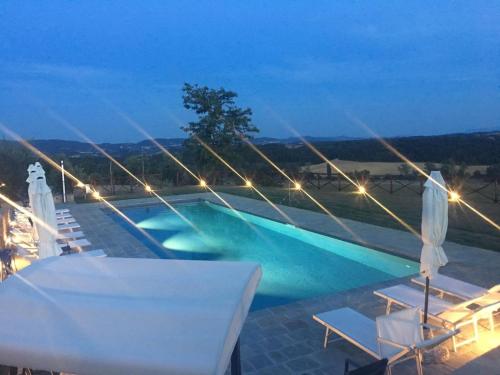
423 276 430 324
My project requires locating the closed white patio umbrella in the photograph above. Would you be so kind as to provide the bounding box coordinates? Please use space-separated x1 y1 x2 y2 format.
27 162 62 258
26 163 41 241
420 170 448 322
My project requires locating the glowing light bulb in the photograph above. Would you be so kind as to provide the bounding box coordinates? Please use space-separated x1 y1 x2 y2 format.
145 185 152 192
358 186 367 194
449 191 460 202
294 182 301 190
245 180 253 188
199 179 207 187
92 191 101 199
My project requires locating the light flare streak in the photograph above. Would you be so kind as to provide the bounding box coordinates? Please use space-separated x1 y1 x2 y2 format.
105 107 244 213
0 124 171 255
193 135 296 225
0 123 81 186
289 130 420 237
77 92 253 221
60 122 201 234
102 109 293 249
239 134 363 241
68 88 285 251
0 192 60 238
347 114 499 231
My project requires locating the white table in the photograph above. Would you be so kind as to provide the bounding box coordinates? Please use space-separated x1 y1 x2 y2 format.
0 256 261 375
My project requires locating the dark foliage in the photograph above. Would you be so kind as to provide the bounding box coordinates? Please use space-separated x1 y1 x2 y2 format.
181 83 259 177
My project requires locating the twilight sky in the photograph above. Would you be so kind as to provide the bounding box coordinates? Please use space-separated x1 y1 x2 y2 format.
1 1 499 142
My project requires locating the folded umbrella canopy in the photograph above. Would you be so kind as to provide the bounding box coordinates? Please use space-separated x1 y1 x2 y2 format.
26 162 62 258
420 170 448 322
26 163 41 241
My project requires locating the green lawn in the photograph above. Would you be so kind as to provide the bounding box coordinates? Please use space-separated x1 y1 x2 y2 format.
86 182 500 251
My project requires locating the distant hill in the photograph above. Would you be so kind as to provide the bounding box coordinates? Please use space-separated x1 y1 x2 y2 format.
252 136 361 145
28 136 360 156
30 138 186 157
256 131 500 165
19 130 500 165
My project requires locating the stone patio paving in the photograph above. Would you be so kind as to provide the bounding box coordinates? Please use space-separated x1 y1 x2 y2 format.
62 192 500 374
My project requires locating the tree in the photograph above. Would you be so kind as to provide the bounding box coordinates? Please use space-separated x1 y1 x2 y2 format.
398 163 411 177
486 163 500 180
424 162 437 173
0 141 35 200
181 83 259 180
441 159 468 185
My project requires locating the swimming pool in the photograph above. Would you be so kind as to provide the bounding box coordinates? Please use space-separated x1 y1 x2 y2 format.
111 201 418 310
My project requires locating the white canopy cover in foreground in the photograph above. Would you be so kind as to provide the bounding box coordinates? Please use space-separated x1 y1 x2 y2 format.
420 171 448 279
0 257 262 375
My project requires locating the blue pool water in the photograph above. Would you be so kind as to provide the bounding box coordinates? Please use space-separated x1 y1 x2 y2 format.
111 201 418 310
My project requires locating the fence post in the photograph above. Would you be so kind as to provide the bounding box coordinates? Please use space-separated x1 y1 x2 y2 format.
109 161 115 195
390 176 393 194
495 180 498 203
337 176 341 191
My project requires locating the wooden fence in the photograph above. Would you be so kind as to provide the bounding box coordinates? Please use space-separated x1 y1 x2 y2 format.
300 172 499 203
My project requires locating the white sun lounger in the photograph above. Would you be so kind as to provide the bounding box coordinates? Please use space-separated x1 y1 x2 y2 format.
55 208 70 214
68 238 91 249
56 211 72 218
59 238 91 253
57 231 85 241
67 249 107 257
374 284 499 351
313 307 456 375
57 222 81 231
411 274 499 301
56 216 76 224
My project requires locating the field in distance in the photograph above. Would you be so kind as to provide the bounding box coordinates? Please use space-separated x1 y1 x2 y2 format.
301 159 488 175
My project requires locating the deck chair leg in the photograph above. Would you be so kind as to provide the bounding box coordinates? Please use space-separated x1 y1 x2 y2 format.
415 351 423 375
489 314 495 332
473 317 479 342
323 327 330 348
385 301 392 315
452 335 457 352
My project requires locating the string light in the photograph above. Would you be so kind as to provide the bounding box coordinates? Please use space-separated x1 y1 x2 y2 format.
199 179 207 187
358 186 367 194
0 123 177 255
345 113 500 231
449 191 461 202
145 185 152 192
192 134 296 225
238 134 362 240
287 129 420 237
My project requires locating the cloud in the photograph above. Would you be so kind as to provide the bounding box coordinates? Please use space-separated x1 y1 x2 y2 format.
257 57 498 88
0 61 120 86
